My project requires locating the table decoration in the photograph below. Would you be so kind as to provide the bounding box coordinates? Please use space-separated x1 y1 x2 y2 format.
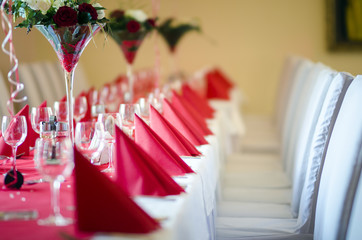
149 105 201 156
74 148 160 233
97 112 121 173
163 99 207 146
9 0 107 145
0 0 27 117
171 90 212 136
2 115 27 189
74 121 104 165
33 137 74 226
157 17 200 79
115 126 185 197
134 114 194 176
119 103 140 139
105 8 156 102
181 84 215 119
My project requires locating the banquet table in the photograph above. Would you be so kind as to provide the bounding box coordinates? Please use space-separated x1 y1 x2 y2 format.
0 132 221 240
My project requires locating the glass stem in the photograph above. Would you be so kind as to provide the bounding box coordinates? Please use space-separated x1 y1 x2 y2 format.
126 63 134 103
50 179 61 218
12 146 17 171
65 69 75 145
107 142 114 170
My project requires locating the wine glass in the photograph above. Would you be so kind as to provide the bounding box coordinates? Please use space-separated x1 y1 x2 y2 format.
73 96 88 123
91 104 106 121
1 116 27 172
97 113 121 173
138 98 150 125
31 107 53 134
119 104 140 139
75 122 105 165
54 101 68 122
34 137 74 226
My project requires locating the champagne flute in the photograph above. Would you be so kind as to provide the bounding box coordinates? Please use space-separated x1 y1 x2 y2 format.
2 116 27 188
97 113 121 173
34 138 74 226
119 103 140 139
73 96 88 123
31 107 53 134
75 121 105 165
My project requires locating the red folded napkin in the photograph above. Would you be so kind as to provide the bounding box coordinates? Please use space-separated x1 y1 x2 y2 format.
39 100 47 108
135 115 194 176
206 69 231 100
163 99 207 146
74 148 160 233
150 105 201 156
181 84 214 118
0 105 39 157
171 91 213 136
115 126 185 197
214 68 234 89
60 95 67 102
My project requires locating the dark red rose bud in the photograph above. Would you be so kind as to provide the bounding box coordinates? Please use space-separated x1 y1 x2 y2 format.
78 3 98 20
53 6 78 27
126 20 141 33
110 10 125 19
146 18 156 27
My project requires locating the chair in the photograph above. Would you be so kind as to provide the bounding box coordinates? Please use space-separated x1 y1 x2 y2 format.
216 75 362 240
241 55 304 153
218 72 353 221
221 62 334 204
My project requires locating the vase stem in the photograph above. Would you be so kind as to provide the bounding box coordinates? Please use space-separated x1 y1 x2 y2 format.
64 69 75 145
126 63 134 103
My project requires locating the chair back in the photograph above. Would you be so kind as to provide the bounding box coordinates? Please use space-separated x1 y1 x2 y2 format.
314 75 362 240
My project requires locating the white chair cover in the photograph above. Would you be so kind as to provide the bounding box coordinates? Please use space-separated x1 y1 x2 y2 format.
218 73 353 222
314 75 362 240
18 63 43 107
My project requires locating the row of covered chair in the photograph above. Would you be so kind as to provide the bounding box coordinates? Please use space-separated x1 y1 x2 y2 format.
216 56 362 240
0 61 89 114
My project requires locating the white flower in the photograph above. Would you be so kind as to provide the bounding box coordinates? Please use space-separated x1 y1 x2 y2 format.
125 9 148 22
92 3 105 19
52 0 65 10
23 0 52 14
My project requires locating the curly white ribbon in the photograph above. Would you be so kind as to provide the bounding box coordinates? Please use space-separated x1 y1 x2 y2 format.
1 0 27 116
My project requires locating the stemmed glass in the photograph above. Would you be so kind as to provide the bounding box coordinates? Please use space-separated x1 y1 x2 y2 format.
119 104 140 139
97 113 121 173
31 107 53 134
34 137 74 226
54 101 68 122
73 96 88 123
138 98 150 125
1 116 27 181
75 122 105 165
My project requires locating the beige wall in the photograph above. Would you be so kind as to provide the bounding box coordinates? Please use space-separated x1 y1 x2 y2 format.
1 0 362 115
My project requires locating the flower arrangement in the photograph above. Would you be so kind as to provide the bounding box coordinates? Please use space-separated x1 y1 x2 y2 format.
105 9 156 64
8 0 107 32
157 18 200 52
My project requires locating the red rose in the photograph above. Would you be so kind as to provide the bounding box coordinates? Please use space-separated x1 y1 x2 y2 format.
146 18 156 27
53 6 78 27
110 10 124 19
126 20 141 33
78 3 98 20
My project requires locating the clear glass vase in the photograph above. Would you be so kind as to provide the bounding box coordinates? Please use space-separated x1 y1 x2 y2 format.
36 24 102 144
108 29 148 102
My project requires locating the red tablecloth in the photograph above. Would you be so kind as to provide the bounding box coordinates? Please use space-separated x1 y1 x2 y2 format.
0 155 107 240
